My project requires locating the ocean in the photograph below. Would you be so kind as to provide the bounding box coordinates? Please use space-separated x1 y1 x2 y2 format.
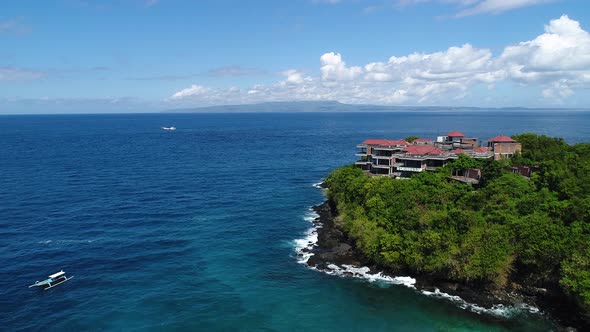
1 110 588 331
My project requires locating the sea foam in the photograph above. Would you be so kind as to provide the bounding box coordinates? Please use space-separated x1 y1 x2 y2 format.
325 264 416 288
312 181 324 189
294 208 321 264
420 288 541 317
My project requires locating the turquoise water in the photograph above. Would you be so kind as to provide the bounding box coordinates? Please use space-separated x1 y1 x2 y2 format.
1 111 588 331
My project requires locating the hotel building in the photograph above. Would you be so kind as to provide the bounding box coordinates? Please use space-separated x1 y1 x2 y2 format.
355 131 522 179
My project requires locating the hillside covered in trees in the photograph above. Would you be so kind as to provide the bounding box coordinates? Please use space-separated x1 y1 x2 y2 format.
325 133 590 319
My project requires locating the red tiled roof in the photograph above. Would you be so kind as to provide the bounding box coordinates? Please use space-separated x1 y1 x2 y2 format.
403 145 439 155
451 149 465 154
363 139 409 146
474 147 489 153
413 138 434 143
446 131 465 137
363 139 391 145
387 139 410 146
488 135 516 143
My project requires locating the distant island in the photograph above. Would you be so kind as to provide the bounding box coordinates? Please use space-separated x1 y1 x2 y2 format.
163 101 587 113
308 133 590 330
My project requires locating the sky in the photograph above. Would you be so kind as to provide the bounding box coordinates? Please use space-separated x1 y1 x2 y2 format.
1 0 590 113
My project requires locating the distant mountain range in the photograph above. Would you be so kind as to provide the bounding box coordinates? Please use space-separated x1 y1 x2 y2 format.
164 101 581 113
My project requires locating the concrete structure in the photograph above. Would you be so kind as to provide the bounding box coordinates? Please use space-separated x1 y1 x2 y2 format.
355 139 409 175
355 131 519 179
487 135 522 160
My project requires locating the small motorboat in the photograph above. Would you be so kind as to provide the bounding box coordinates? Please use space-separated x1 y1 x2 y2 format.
161 126 176 131
29 270 73 290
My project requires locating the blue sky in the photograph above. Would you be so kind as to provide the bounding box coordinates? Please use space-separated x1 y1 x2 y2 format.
1 0 589 113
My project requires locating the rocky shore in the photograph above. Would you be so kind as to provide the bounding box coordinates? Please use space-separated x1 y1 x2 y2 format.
300 199 585 332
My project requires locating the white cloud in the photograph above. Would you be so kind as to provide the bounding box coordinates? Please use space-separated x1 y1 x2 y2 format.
170 85 210 99
0 67 43 80
169 16 590 107
394 0 559 17
497 15 590 100
281 69 312 84
320 52 363 81
542 80 574 100
456 0 558 17
500 15 590 73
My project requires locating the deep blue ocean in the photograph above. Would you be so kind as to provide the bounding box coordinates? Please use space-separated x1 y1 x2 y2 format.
1 110 589 331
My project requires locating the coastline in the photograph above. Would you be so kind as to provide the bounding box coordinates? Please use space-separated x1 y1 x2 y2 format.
297 198 584 331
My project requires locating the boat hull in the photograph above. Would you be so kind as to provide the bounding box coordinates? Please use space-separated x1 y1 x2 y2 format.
29 275 73 290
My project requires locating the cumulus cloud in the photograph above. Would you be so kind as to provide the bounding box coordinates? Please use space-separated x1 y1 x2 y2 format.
320 52 363 81
497 15 590 99
281 69 312 85
169 15 590 106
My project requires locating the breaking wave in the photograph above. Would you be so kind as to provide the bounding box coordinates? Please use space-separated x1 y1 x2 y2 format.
324 264 416 288
421 288 541 318
293 208 321 264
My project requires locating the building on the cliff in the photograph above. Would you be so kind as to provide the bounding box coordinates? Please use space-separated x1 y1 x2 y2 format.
355 131 518 179
487 135 522 160
355 139 409 175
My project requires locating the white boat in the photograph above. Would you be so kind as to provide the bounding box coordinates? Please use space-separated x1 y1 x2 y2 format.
161 126 176 131
29 270 73 290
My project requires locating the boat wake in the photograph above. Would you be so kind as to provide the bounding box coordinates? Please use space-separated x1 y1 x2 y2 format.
38 239 95 245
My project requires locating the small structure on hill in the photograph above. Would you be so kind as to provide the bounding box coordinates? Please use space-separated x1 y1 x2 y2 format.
487 135 522 160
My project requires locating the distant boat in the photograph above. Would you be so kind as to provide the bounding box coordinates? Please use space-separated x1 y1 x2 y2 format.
29 270 73 290
162 126 176 131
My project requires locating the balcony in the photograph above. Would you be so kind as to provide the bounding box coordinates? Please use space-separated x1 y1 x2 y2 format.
355 160 370 166
371 164 390 169
372 155 392 160
373 146 404 151
396 166 424 172
355 152 368 157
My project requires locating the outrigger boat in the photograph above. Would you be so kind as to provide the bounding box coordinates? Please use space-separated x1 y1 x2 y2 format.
29 270 73 290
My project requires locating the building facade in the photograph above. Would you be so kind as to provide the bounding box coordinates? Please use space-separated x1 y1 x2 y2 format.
355 131 519 179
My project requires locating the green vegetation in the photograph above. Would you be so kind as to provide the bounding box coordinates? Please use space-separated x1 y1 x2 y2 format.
325 133 590 312
404 136 420 143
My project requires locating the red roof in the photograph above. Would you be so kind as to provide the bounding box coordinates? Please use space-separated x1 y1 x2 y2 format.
387 139 410 146
363 139 409 146
488 135 515 143
403 145 440 155
474 147 489 153
446 131 465 137
451 149 465 154
413 138 434 143
363 139 391 145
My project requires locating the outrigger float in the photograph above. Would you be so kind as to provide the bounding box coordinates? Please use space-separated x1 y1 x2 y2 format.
29 270 73 290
